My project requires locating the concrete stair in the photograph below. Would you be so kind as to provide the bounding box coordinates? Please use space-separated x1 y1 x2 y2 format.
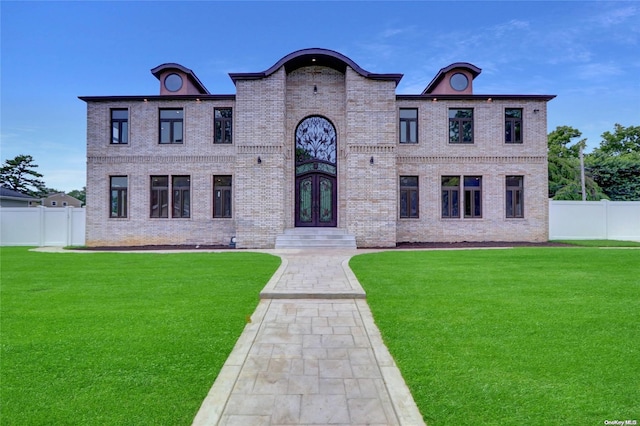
274 228 357 249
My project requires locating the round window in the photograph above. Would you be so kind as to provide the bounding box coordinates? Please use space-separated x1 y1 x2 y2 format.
450 73 469 91
165 73 183 92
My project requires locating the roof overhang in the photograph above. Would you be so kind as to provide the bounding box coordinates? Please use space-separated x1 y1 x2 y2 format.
229 48 403 86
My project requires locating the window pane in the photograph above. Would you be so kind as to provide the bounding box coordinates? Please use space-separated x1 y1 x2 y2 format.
400 176 418 187
173 122 183 143
409 121 417 142
451 191 459 217
399 109 417 119
161 109 183 119
112 109 128 119
121 122 128 143
400 191 408 217
449 121 459 142
160 124 170 143
474 190 482 216
442 191 449 217
111 176 127 187
462 122 473 142
410 191 418 217
442 176 460 187
464 176 481 187
400 124 407 142
506 108 522 119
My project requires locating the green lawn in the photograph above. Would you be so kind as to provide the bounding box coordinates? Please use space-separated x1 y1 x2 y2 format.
0 247 280 425
350 248 640 425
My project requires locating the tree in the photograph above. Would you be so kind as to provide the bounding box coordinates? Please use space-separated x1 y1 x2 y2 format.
68 187 86 204
586 124 640 201
0 154 47 197
547 126 607 200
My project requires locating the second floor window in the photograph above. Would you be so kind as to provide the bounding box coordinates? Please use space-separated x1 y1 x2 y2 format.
214 108 232 144
111 109 128 144
399 108 418 143
159 109 183 144
449 108 473 144
505 108 523 143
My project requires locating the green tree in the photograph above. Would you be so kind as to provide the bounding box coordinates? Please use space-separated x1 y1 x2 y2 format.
586 124 640 200
0 154 47 197
547 126 606 200
67 187 86 204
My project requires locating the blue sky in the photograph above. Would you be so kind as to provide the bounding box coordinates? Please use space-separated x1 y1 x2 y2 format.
1 1 638 192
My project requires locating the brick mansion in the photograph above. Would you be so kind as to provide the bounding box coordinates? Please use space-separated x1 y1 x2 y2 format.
80 48 555 248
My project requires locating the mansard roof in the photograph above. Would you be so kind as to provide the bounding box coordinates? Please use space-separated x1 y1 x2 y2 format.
229 48 403 86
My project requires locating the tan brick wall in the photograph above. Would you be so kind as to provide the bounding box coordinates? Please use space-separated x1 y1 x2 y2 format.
84 63 550 248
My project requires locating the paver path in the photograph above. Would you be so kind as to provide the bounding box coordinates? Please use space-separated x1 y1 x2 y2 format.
192 249 425 426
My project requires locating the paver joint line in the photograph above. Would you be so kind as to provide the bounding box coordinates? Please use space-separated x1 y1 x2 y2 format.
192 249 425 426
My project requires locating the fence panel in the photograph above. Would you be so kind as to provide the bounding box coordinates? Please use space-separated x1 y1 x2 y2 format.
0 207 86 246
549 200 640 241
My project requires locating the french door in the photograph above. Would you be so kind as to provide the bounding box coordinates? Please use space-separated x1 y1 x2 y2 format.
295 167 336 227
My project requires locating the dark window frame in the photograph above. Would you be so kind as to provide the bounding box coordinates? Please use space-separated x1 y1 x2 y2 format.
159 108 184 144
506 175 524 218
399 108 418 144
214 108 233 144
110 109 128 144
505 108 523 144
213 175 233 218
449 108 474 144
464 176 482 218
150 175 169 218
441 176 460 218
399 176 419 218
109 176 128 218
172 175 190 218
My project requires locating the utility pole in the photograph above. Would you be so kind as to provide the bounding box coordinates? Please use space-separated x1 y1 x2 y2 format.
579 140 586 201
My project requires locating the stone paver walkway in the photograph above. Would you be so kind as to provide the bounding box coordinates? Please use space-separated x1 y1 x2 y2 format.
192 249 425 426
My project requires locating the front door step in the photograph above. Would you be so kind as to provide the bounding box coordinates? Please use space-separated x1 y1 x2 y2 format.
274 228 357 249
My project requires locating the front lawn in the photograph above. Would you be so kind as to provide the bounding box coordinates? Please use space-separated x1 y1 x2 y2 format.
350 248 639 425
0 247 280 425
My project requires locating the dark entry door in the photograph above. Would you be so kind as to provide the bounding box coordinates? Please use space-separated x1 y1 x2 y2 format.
294 116 337 227
296 164 337 227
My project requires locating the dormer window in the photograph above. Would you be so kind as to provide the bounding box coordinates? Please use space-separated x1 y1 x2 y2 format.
449 73 469 91
164 73 183 92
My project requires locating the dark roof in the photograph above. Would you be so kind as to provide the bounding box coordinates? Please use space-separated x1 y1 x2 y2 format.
422 62 482 94
229 48 403 86
397 94 556 101
0 187 38 200
150 63 210 94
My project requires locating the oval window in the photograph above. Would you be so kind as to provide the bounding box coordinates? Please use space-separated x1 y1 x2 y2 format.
450 73 469 91
165 73 183 92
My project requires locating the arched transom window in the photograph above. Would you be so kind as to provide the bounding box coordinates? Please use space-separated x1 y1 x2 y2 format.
295 116 336 165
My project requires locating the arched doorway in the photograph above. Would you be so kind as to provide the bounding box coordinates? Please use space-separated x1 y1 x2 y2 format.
295 116 337 227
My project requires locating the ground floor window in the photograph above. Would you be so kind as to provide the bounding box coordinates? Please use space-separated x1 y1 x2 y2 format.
149 175 190 218
464 176 482 218
506 175 524 218
172 176 190 218
441 176 460 218
399 176 419 218
442 175 483 218
110 176 128 218
150 176 169 218
213 175 232 218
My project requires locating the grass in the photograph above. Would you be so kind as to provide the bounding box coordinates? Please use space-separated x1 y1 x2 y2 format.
350 248 640 425
553 239 640 247
0 247 280 425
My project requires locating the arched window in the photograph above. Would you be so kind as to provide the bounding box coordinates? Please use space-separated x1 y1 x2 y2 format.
295 116 336 165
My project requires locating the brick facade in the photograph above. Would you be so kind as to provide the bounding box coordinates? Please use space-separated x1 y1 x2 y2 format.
80 48 554 248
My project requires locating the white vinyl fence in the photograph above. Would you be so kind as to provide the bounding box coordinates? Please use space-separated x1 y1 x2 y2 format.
0 206 86 246
549 200 640 241
2 202 639 246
